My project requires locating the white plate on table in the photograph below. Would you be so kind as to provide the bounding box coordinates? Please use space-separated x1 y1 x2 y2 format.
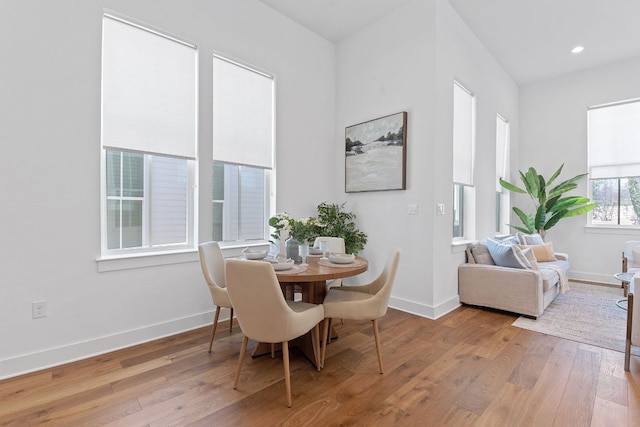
242 247 268 260
271 259 294 271
328 253 355 264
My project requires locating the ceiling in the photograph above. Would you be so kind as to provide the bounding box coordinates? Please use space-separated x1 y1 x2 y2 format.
259 0 640 85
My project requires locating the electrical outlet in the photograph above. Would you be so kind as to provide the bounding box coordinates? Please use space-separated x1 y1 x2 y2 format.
32 300 47 319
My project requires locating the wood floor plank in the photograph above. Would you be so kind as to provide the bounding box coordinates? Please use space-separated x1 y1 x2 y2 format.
553 346 600 426
0 307 635 426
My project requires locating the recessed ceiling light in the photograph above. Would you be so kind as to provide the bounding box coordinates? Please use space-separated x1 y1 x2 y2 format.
571 46 585 54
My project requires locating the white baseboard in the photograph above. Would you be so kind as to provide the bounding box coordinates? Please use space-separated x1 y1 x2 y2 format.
569 270 618 285
0 310 223 381
389 295 461 320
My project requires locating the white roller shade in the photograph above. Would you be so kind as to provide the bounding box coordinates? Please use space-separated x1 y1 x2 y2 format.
588 100 640 179
495 115 509 191
213 56 274 169
453 82 475 186
102 15 197 159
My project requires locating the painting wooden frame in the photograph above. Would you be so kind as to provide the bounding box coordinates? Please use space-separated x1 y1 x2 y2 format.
345 111 407 193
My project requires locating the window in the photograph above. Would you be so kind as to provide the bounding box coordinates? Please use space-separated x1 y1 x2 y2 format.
452 81 476 240
495 115 510 233
101 14 197 255
588 100 640 227
212 55 274 244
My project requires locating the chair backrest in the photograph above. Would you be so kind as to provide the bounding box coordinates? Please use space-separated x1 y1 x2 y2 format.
225 259 297 343
368 248 401 318
314 236 345 253
624 241 640 269
198 241 228 304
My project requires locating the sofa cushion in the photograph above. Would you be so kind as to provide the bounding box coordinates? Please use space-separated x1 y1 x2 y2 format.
517 242 556 262
486 238 532 269
538 259 570 291
470 243 495 265
522 248 539 270
517 232 544 245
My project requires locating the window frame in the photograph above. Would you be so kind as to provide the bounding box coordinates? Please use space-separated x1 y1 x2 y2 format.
99 13 198 260
212 54 275 247
587 99 640 230
452 80 476 242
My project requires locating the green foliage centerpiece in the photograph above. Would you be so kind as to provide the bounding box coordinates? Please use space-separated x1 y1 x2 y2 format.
269 202 368 255
499 164 596 240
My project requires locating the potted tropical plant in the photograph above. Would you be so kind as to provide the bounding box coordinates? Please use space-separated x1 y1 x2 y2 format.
499 164 596 240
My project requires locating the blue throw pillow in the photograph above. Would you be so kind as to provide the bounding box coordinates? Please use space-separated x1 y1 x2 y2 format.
516 232 544 245
486 238 530 269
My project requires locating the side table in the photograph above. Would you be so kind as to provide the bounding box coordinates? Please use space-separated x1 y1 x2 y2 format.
615 272 635 310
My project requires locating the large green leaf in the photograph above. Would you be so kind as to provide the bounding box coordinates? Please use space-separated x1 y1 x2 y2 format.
508 224 534 234
499 178 526 194
537 174 547 205
545 164 564 188
522 168 539 198
513 207 535 232
535 205 547 229
544 194 561 212
565 202 597 217
550 196 591 212
548 173 588 198
543 209 568 230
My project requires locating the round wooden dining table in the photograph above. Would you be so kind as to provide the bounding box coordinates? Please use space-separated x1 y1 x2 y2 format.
251 255 368 367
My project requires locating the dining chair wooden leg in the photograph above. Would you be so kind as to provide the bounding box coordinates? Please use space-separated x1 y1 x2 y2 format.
312 323 321 371
625 292 634 371
326 318 333 344
372 319 383 374
208 306 221 353
234 335 249 389
282 341 292 407
271 343 275 359
229 307 234 333
321 318 330 369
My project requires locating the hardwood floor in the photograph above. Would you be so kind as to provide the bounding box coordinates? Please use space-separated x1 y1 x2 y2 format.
1 306 638 426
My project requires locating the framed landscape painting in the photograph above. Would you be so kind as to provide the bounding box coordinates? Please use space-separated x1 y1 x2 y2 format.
345 111 407 192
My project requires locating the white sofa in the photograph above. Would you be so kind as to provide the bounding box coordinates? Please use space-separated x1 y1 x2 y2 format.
458 241 569 318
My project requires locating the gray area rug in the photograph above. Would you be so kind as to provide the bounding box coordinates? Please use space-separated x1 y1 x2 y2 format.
512 282 639 356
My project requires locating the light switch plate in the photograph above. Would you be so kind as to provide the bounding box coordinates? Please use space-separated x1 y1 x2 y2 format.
408 204 418 215
436 203 445 215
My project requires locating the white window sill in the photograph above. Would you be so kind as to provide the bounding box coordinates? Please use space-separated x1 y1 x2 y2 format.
451 239 473 253
96 242 271 272
97 249 199 272
585 225 640 236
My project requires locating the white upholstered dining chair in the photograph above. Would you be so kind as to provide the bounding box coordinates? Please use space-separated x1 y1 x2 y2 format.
314 236 346 289
198 241 233 353
321 248 400 373
225 259 324 407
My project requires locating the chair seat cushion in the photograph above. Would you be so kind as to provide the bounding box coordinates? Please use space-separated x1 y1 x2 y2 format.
323 288 384 320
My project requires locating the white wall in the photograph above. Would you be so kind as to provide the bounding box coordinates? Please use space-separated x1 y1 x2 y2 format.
335 0 519 318
0 0 335 379
520 57 640 283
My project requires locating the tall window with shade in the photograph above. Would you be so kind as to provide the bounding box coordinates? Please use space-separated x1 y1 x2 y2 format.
212 56 274 243
101 14 197 255
588 100 640 227
452 81 476 241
